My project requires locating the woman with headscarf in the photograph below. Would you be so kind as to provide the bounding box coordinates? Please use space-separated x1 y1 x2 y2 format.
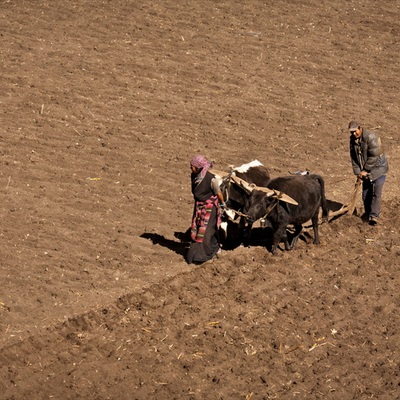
187 155 226 264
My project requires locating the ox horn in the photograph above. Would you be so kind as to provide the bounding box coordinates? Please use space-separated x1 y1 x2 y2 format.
253 187 298 205
209 169 230 179
229 175 256 193
273 190 298 205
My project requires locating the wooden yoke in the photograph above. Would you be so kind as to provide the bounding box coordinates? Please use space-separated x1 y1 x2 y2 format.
211 171 298 206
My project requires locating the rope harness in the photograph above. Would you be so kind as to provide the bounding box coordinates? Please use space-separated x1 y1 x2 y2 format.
223 195 280 223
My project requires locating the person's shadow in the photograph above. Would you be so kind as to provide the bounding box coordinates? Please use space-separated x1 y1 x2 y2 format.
140 229 191 257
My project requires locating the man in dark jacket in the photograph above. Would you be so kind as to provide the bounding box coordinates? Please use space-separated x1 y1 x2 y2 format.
348 121 389 225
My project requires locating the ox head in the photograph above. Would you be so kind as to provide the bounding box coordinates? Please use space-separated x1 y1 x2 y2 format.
242 183 298 223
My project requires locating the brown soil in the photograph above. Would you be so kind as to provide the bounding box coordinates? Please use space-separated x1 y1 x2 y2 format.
1 0 400 399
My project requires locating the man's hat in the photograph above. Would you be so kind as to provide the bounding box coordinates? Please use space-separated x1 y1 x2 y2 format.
348 121 360 132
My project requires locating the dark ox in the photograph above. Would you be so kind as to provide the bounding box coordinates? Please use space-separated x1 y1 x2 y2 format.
244 174 328 254
217 160 271 246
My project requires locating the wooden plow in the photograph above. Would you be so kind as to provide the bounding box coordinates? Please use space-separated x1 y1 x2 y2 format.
326 178 362 221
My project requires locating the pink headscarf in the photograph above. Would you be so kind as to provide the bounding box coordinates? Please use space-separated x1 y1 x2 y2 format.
190 155 213 179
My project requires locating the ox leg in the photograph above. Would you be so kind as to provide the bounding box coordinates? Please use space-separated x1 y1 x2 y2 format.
289 225 303 250
239 217 252 247
311 213 320 244
243 222 253 246
271 225 286 254
282 232 291 251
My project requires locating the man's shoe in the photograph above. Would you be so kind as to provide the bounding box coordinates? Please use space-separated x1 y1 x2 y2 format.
369 216 378 226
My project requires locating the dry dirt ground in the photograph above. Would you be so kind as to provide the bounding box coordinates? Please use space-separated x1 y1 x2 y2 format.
1 0 400 399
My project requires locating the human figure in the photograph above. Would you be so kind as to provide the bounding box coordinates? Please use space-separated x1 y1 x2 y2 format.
348 121 389 225
187 155 225 264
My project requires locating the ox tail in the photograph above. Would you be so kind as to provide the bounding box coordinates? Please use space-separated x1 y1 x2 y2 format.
309 174 329 221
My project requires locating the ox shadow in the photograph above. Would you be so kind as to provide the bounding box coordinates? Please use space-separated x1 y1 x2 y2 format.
327 199 344 212
222 225 313 253
222 198 345 252
140 231 190 257
221 220 275 251
326 198 356 221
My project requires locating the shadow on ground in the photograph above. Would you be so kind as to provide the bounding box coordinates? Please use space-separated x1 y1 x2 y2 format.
140 232 189 257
